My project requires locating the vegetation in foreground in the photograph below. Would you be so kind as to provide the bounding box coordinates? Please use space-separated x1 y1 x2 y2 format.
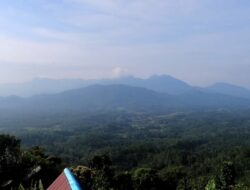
1 110 250 189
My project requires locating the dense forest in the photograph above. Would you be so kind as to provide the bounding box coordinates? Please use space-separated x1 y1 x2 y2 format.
1 109 250 189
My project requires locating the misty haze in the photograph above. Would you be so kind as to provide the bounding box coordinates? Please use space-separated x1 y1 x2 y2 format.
1 1 250 190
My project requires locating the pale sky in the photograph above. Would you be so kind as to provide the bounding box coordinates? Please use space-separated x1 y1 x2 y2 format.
0 0 250 87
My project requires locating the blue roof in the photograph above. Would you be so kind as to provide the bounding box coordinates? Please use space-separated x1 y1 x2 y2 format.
64 168 82 190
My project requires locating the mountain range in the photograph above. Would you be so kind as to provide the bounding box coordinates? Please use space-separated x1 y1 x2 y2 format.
0 75 250 99
0 75 250 114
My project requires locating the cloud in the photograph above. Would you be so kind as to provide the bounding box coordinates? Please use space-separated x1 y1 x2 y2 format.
112 67 129 78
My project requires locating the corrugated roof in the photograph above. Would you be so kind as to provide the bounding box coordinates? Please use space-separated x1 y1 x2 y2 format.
47 168 81 190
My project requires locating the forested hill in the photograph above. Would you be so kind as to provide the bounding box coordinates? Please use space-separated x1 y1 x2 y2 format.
2 110 250 189
0 84 250 115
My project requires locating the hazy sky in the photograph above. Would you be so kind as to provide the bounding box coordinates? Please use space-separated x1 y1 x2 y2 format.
0 0 250 87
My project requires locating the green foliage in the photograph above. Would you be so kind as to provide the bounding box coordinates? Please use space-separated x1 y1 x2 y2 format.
18 180 44 190
89 155 112 170
158 166 185 189
0 135 62 189
2 110 250 189
220 161 236 189
205 179 219 190
113 172 133 190
90 155 114 190
0 134 21 188
18 184 25 190
38 179 44 190
21 146 62 187
232 184 250 190
71 165 93 190
131 168 160 190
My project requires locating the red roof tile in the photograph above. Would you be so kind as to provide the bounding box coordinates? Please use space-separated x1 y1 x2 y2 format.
47 171 71 190
47 168 82 190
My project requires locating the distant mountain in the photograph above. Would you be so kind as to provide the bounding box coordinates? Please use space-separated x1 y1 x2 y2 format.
0 85 249 115
110 75 192 94
0 85 173 113
0 74 250 113
0 75 192 97
205 83 250 99
0 78 92 97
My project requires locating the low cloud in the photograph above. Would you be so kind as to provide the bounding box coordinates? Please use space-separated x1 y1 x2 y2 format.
112 67 129 78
